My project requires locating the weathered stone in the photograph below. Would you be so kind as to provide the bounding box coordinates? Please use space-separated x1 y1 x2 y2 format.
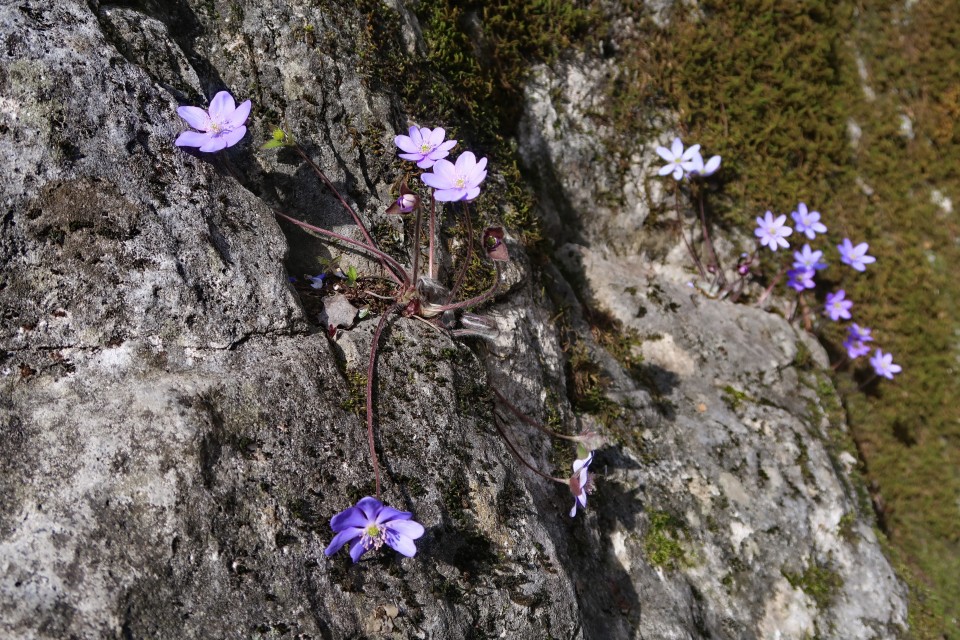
0 1 909 639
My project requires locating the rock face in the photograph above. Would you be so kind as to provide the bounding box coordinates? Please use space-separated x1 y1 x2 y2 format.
0 1 907 639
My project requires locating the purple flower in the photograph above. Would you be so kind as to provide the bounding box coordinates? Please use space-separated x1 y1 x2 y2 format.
308 274 326 289
869 349 902 379
754 211 793 251
385 180 420 214
175 91 251 152
324 496 425 563
568 451 595 518
824 289 853 321
793 244 828 271
790 203 827 240
786 267 816 291
838 238 876 272
686 151 722 178
421 151 488 201
394 125 457 169
655 137 701 181
843 326 873 359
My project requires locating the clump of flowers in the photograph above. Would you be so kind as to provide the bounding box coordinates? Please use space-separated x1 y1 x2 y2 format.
651 140 903 385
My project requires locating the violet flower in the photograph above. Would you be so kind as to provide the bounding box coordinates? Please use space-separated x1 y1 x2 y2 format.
793 244 828 271
308 274 326 289
824 290 853 321
386 180 420 214
568 451 595 518
843 323 874 359
786 267 816 292
838 238 876 272
175 91 251 152
655 137 701 181
754 211 793 251
421 151 488 202
324 496 425 563
870 349 902 379
686 151 722 178
394 125 457 169
790 203 827 240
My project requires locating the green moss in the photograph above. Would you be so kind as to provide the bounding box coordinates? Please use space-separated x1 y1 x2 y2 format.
643 511 689 569
782 561 843 611
721 385 751 411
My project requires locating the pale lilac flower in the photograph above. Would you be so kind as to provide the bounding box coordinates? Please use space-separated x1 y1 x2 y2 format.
824 290 853 321
421 151 488 201
870 349 902 379
843 323 874 359
686 151 722 178
568 451 595 518
786 268 816 291
394 125 457 169
793 244 828 271
175 91 251 152
755 211 793 251
838 238 876 272
655 137 701 181
308 274 326 289
324 496 425 563
790 203 827 240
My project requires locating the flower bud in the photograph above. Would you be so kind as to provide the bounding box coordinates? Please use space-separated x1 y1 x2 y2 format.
483 227 510 261
386 179 420 214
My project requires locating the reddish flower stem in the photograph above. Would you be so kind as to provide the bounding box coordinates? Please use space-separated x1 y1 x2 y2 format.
273 210 409 287
446 200 474 303
432 262 501 312
492 412 568 486
756 265 787 306
366 304 401 499
428 192 436 279
411 200 424 282
698 189 725 286
676 186 707 279
492 387 579 442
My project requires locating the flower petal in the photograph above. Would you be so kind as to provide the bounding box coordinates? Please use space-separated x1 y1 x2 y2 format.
386 533 418 557
225 100 251 128
349 539 370 563
421 172 449 190
429 127 445 146
221 126 247 148
465 186 481 201
433 187 467 202
175 130 212 148
670 137 683 158
208 91 236 121
177 106 212 131
395 135 419 153
331 506 368 531
354 496 384 521
437 139 458 153
657 164 675 176
455 151 477 173
375 506 412 524
655 146 673 162
324 527 362 556
388 519 425 539
198 135 229 153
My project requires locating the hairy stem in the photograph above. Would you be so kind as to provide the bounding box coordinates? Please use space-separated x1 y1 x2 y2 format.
446 201 474 303
274 210 408 287
492 412 568 486
428 193 436 280
492 387 579 442
432 262 501 312
366 305 401 499
411 201 424 282
676 186 707 279
756 265 787 306
698 188 725 286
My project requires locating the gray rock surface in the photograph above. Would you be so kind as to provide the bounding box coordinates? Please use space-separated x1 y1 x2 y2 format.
1 1 908 639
